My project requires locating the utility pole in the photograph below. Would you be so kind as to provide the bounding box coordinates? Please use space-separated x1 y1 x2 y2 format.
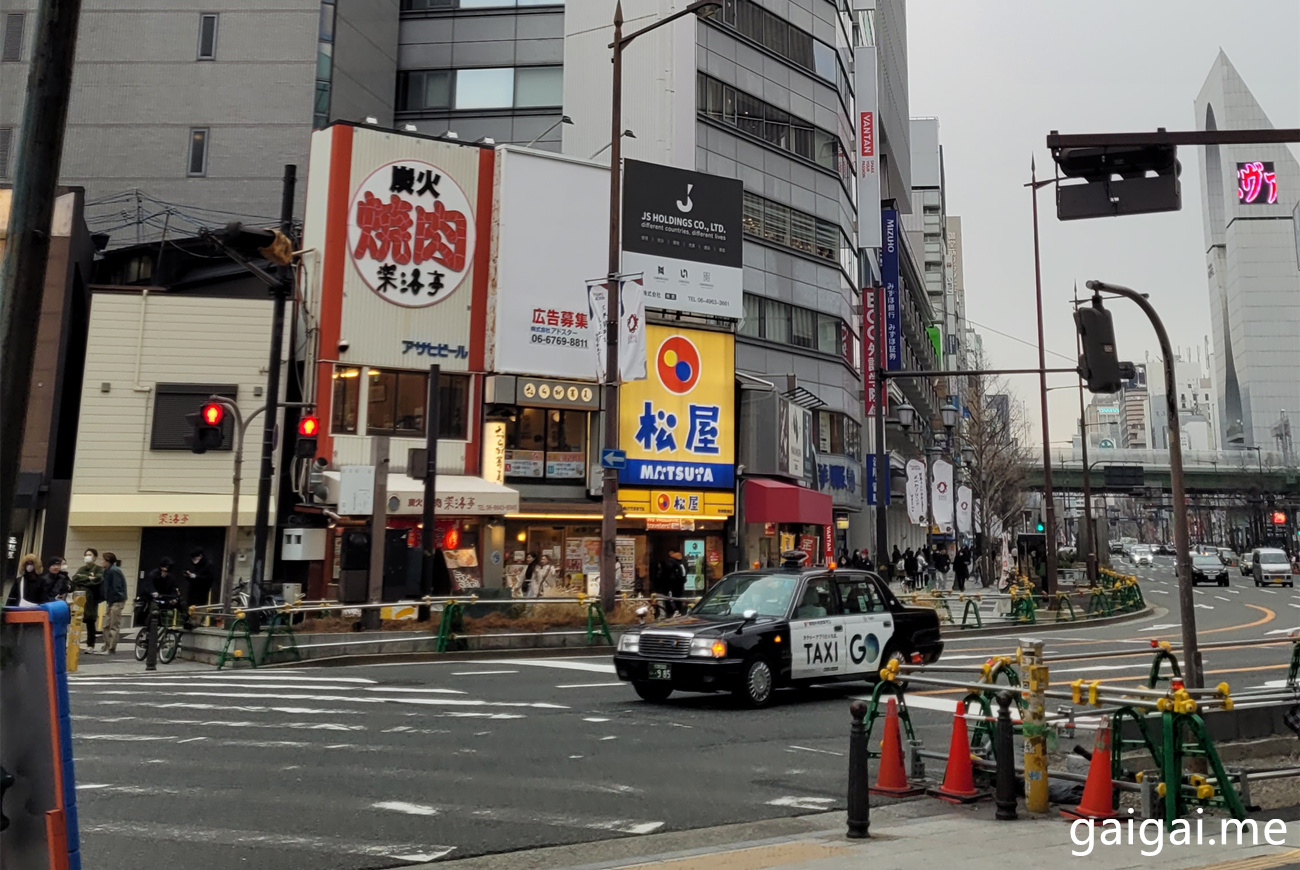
1073 287 1097 584
421 364 440 604
249 165 297 612
1029 159 1058 595
0 0 83 559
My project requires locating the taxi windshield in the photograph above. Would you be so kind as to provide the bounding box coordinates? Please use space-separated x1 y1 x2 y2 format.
693 573 800 618
1192 556 1222 569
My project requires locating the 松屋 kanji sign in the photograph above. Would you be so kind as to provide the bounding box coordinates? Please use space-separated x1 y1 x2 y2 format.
348 159 475 307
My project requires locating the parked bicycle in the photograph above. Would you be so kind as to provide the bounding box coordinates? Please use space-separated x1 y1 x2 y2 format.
134 597 184 664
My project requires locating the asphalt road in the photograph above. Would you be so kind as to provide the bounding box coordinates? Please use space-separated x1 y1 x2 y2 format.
68 555 1300 869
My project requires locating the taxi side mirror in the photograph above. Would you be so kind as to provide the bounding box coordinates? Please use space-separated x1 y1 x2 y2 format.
737 609 758 633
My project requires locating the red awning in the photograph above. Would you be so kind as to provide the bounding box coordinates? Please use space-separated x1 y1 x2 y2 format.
744 478 833 527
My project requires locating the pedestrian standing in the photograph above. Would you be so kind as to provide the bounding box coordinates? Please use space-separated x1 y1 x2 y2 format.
953 548 970 592
520 552 541 598
6 554 44 605
100 553 128 654
534 553 558 596
666 550 688 616
43 557 71 601
183 548 216 623
903 548 919 591
70 547 105 649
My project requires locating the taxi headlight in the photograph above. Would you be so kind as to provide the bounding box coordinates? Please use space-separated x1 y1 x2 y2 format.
690 637 727 658
617 633 639 654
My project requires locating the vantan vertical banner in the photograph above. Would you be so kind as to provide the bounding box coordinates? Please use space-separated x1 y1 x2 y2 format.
853 44 880 249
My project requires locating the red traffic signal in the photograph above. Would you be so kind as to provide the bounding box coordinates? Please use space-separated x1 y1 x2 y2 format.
1272 510 1288 525
294 414 320 459
298 416 320 437
201 403 224 426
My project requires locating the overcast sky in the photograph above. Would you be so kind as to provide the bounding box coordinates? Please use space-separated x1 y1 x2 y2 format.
906 0 1300 450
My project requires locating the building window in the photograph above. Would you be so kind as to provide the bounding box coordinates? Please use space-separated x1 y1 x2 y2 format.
197 14 218 60
1 13 23 63
399 66 563 112
187 128 209 176
763 298 789 344
790 306 816 349
696 73 848 183
504 408 587 480
741 293 852 364
0 126 12 179
150 384 237 450
740 294 761 338
741 190 849 275
718 0 836 86
314 1 336 128
365 368 470 440
331 366 361 434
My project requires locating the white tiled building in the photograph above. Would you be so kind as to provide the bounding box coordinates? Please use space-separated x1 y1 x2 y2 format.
1195 51 1300 449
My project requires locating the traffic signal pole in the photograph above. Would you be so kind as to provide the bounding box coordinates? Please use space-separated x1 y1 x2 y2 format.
1087 280 1201 688
248 165 297 618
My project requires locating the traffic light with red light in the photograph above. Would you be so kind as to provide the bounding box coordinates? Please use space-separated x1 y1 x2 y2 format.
1272 510 1288 525
295 414 320 458
187 402 226 454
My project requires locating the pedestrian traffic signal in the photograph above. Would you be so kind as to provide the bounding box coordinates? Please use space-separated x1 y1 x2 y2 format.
1036 522 1045 533
186 402 226 454
295 415 320 458
1075 296 1123 393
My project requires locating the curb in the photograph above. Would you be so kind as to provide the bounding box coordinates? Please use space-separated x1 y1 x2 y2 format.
938 603 1157 638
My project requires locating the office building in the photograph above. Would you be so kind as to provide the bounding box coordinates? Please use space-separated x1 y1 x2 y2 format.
1195 51 1300 449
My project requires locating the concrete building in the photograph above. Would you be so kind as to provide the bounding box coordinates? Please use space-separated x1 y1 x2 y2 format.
1148 350 1219 452
0 0 399 244
1120 363 1149 450
1195 51 1300 449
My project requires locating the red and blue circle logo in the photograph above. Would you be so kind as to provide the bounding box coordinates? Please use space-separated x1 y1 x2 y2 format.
656 493 672 511
656 336 702 395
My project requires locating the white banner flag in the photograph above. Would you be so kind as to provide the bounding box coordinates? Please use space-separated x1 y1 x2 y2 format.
619 276 646 382
905 459 927 526
931 458 954 534
588 277 647 384
587 279 610 383
957 485 973 534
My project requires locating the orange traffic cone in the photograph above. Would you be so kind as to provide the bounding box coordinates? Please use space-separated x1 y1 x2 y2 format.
871 698 923 797
927 701 989 804
1062 723 1118 821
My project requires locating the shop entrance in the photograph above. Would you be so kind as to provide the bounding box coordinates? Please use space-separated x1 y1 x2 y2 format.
137 526 225 603
644 530 725 596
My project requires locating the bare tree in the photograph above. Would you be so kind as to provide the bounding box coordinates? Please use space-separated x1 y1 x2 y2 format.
960 350 1034 586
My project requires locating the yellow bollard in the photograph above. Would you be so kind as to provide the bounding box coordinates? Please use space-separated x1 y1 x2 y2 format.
1022 640 1049 814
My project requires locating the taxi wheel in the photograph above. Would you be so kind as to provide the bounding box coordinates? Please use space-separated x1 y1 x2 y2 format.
632 681 673 703
735 657 775 708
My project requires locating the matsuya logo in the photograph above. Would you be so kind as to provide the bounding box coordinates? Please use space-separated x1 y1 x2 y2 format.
347 159 475 308
656 335 702 395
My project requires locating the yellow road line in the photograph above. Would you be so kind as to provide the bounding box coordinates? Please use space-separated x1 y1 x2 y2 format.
616 841 853 870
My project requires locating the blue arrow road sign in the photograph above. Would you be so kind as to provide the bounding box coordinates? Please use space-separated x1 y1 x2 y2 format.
600 448 627 469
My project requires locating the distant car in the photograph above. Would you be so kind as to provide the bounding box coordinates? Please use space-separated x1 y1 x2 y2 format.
1109 541 1125 555
1191 554 1229 587
1251 548 1293 587
1216 547 1240 568
1130 546 1153 567
1155 543 1175 556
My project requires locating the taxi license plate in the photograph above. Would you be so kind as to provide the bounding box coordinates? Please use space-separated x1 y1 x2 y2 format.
648 663 671 681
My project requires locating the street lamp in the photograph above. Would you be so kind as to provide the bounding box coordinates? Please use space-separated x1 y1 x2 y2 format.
895 400 917 431
940 401 959 430
524 114 574 148
598 0 722 609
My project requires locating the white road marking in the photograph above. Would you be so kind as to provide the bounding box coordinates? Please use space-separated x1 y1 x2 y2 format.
556 682 625 689
599 735 618 741
78 820 455 864
91 701 362 716
787 745 844 757
1262 589 1278 595
451 670 519 676
1215 596 1231 602
70 680 375 693
1149 589 1170 595
177 736 208 744
361 687 467 695
373 801 439 816
588 821 665 835
1140 624 1181 631
1194 604 1214 610
1265 628 1300 636
482 659 617 674
767 796 837 810
1288 604 1300 610
73 689 567 709
583 717 610 723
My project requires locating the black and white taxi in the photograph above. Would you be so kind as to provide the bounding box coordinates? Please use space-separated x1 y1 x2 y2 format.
613 559 944 707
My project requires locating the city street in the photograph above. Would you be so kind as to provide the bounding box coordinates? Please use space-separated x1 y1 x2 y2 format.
69 557 1300 870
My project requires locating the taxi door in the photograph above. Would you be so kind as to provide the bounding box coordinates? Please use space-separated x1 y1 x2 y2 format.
787 575 846 680
835 574 895 678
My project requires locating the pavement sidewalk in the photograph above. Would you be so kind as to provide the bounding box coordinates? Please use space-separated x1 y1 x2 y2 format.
415 802 1300 870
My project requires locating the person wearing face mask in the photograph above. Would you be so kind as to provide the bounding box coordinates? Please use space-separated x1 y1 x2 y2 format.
6 554 44 606
71 547 105 650
42 557 71 602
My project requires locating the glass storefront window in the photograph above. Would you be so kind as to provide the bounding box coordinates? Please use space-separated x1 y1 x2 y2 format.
364 368 469 439
505 408 588 480
332 365 360 434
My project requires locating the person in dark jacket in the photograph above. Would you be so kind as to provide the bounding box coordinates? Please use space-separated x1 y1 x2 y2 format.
903 548 919 591
43 557 71 601
665 551 688 616
71 547 105 649
953 548 970 592
184 548 216 611
100 553 129 654
139 557 179 602
6 553 43 605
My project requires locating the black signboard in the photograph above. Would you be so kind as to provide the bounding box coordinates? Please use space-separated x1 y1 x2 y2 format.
622 159 743 268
